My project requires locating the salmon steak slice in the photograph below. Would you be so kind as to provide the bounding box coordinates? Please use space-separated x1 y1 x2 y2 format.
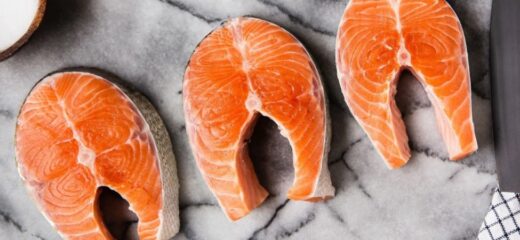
184 17 335 221
335 0 478 168
15 71 179 239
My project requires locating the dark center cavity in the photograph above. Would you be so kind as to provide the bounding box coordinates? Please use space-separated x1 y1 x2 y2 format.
96 186 139 240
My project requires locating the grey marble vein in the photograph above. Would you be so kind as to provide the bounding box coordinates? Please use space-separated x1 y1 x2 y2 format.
256 0 336 36
0 208 47 240
161 0 223 24
0 109 13 119
273 212 316 239
0 0 495 239
248 199 290 240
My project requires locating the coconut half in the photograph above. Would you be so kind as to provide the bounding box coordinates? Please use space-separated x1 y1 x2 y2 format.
0 0 45 61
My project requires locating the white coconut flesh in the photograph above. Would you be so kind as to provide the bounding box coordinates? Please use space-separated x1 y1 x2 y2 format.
0 0 41 52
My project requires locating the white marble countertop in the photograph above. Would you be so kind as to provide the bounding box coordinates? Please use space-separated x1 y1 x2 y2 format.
0 0 495 239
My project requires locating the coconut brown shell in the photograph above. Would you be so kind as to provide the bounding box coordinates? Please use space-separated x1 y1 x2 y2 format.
0 0 46 61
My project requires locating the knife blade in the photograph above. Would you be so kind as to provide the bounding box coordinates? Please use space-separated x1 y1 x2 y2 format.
490 0 520 193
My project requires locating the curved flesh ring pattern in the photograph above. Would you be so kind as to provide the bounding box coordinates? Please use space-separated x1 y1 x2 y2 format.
336 0 478 168
16 72 166 240
184 17 335 221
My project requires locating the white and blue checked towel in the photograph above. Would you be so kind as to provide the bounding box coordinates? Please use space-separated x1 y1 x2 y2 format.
478 190 520 239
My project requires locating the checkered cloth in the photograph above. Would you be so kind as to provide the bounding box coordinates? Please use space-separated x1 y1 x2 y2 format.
478 190 520 239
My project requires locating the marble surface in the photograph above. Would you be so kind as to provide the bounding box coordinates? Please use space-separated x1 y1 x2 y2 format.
0 0 496 239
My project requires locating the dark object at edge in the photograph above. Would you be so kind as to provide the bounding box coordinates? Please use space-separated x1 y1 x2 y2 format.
490 0 520 192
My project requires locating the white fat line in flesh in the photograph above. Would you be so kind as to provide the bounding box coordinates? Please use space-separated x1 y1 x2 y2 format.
373 140 408 162
56 214 95 227
197 155 236 167
37 209 102 238
335 0 355 74
213 191 241 199
226 18 331 199
92 71 162 182
139 218 160 227
205 172 238 182
61 73 162 236
229 18 250 72
437 67 465 94
359 115 402 149
428 90 461 155
450 88 469 114
388 0 411 66
239 191 246 210
386 69 409 157
194 112 257 219
65 227 103 237
447 0 475 153
256 102 322 197
18 156 103 238
245 92 262 112
48 202 95 218
411 69 464 155
268 19 331 198
389 0 401 31
445 96 470 152
49 74 97 174
157 208 163 240
229 18 263 208
343 80 410 161
229 18 262 115
96 108 153 157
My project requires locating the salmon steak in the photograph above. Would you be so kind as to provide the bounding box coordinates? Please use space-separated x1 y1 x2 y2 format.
184 17 334 221
335 0 478 168
15 71 179 239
